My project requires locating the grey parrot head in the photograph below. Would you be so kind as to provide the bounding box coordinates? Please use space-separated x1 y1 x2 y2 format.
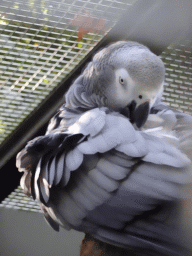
66 41 165 128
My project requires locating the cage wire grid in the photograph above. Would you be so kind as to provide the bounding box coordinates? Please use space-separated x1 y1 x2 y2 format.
161 40 192 113
0 0 135 143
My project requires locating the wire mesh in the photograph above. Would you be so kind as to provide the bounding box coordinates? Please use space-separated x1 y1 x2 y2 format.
161 40 192 114
0 186 41 212
0 0 134 143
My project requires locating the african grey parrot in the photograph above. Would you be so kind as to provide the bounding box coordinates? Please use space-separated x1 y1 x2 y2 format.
16 41 192 255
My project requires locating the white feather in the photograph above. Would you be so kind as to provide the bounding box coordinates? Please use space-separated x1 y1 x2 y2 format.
77 114 136 155
122 168 179 200
56 192 87 226
69 180 104 211
88 168 119 192
96 158 130 180
20 172 27 190
68 108 106 136
34 159 41 201
142 135 191 167
47 202 72 230
40 161 50 203
54 152 65 185
65 148 83 171
103 151 137 168
77 135 109 154
48 156 56 186
60 166 71 187
79 172 111 202
116 131 147 157
69 189 97 211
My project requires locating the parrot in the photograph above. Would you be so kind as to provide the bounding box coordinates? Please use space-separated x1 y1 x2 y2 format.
16 41 192 255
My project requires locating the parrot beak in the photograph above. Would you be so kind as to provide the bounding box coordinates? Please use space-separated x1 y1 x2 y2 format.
121 100 150 128
131 101 150 128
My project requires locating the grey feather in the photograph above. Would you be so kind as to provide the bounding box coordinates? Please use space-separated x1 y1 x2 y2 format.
77 171 111 203
39 161 49 203
40 203 59 232
88 168 119 192
48 156 56 187
96 157 131 180
54 152 65 186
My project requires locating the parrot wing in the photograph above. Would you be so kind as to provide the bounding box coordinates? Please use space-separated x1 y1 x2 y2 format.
17 107 191 238
151 101 192 162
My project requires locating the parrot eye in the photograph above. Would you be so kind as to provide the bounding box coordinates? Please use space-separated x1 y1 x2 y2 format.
119 76 125 85
138 95 143 99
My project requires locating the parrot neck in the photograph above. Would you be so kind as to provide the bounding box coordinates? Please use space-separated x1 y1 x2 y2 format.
63 85 104 130
65 83 107 112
